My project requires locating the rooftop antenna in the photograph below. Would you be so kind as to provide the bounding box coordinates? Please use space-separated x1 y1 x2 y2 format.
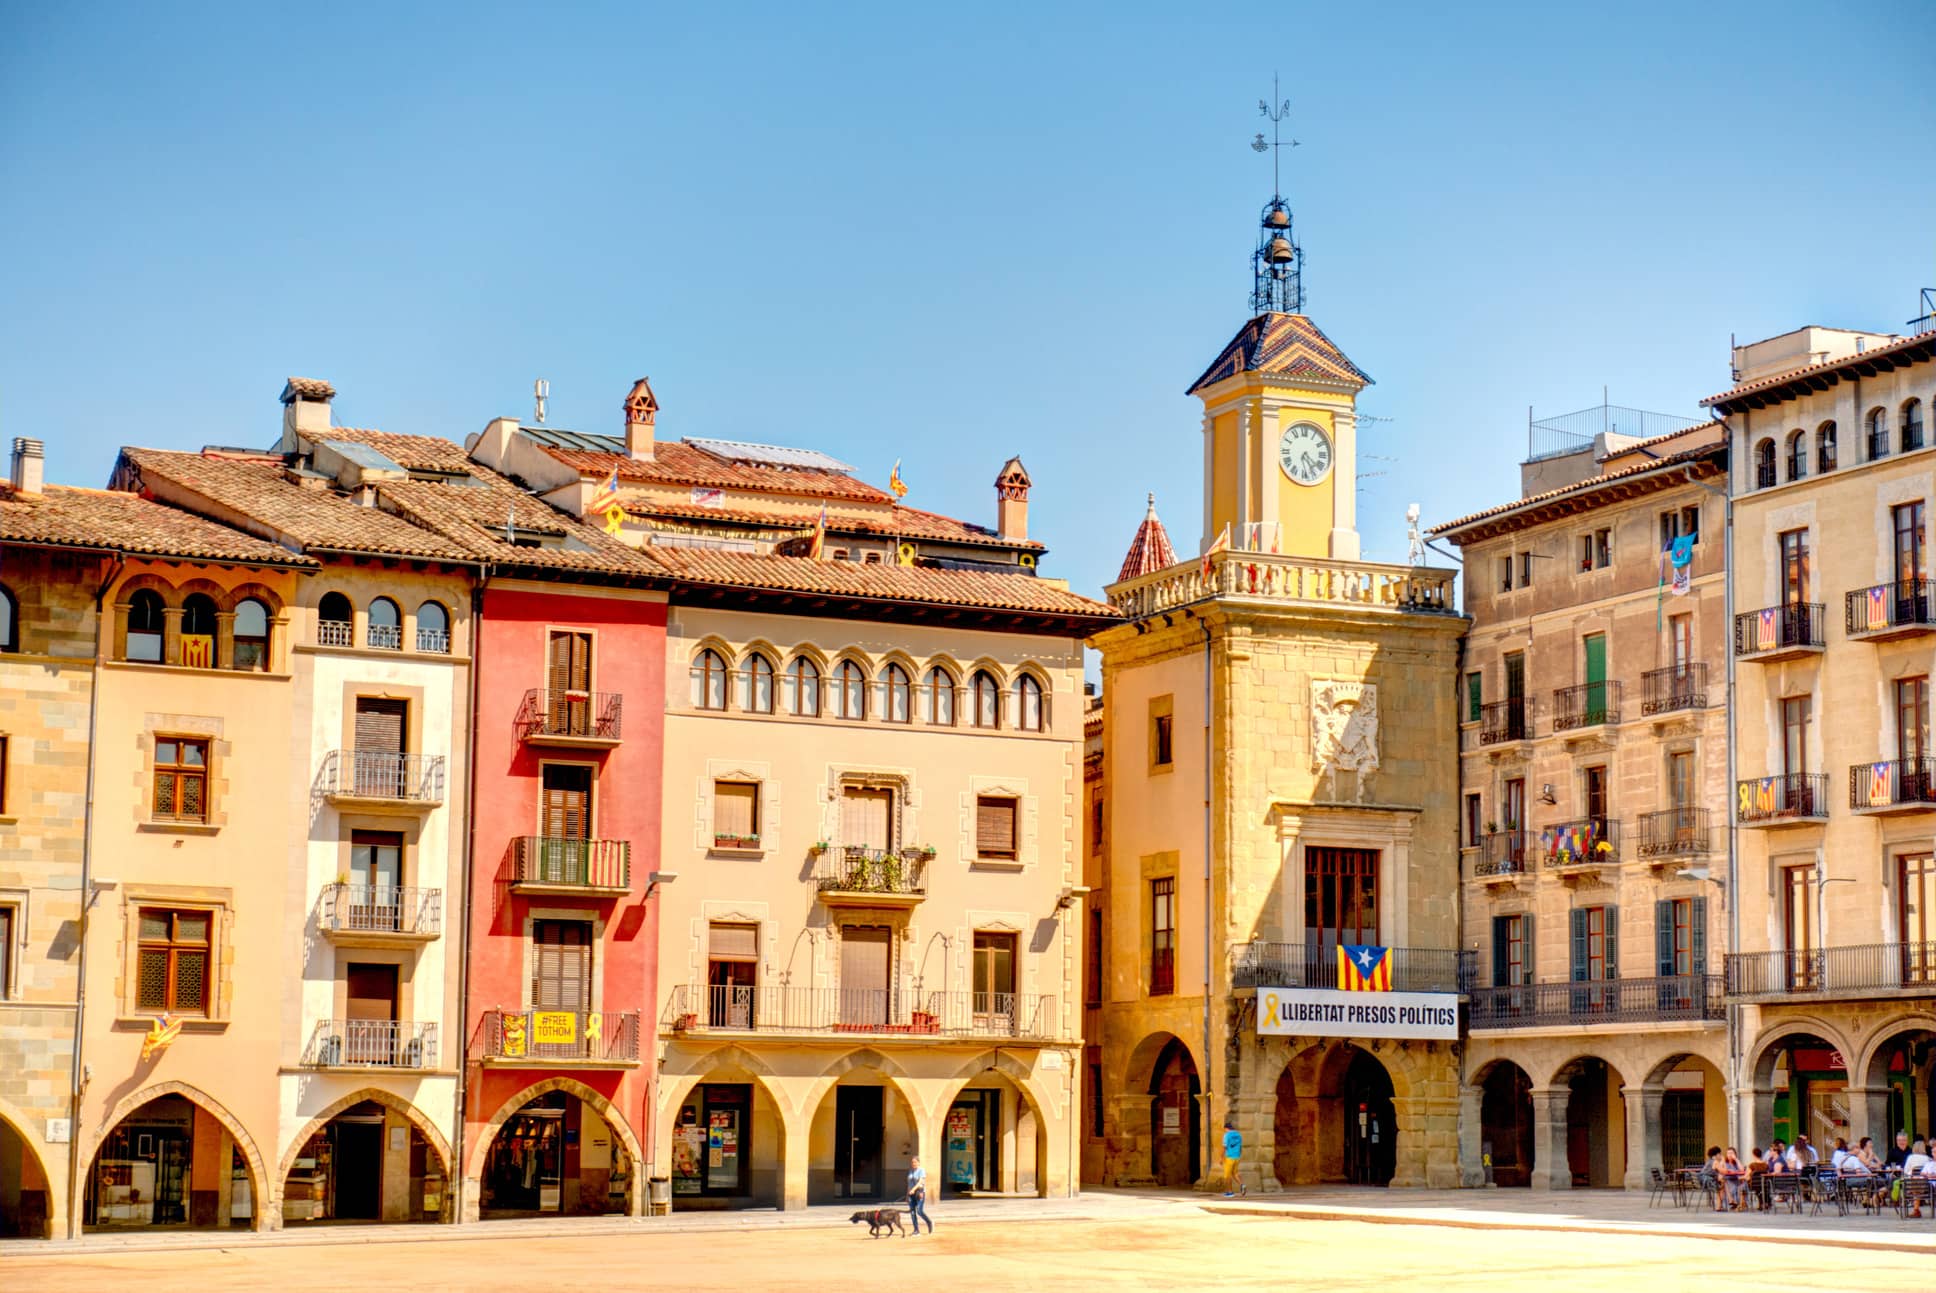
1248 76 1304 315
533 378 550 424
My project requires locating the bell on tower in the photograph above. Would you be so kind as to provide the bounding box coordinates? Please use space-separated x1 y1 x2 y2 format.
1249 82 1303 316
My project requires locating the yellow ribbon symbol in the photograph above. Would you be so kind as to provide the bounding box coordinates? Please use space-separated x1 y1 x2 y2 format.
1262 993 1279 1028
603 505 626 537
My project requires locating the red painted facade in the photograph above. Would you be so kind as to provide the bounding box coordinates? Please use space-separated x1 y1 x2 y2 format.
462 583 666 1217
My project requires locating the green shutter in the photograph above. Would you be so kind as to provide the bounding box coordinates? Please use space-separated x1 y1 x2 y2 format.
1691 897 1708 974
1605 904 1619 979
1570 908 1588 982
1467 673 1482 723
1492 915 1509 987
1523 914 1535 986
1656 899 1675 977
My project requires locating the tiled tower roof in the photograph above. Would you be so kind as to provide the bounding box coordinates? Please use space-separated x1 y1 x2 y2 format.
1116 493 1177 582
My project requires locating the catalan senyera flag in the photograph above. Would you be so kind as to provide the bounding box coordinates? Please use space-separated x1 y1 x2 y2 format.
808 505 828 559
140 1013 183 1061
888 459 909 498
1337 944 1393 992
587 467 622 515
1201 522 1230 579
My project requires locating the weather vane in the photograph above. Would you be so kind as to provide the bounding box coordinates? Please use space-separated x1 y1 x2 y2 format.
1247 75 1304 315
1250 74 1299 200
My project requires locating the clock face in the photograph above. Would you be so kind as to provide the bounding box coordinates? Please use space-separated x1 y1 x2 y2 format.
1279 422 1334 485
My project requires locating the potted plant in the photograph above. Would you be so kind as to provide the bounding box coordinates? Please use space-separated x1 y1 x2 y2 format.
1484 820 1498 836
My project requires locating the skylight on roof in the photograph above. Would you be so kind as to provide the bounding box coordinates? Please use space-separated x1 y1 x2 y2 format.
684 438 854 473
321 440 407 473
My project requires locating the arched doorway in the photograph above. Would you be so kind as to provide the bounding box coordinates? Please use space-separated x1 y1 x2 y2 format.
1278 1043 1399 1186
1478 1061 1534 1188
1148 1038 1200 1187
480 1090 633 1218
0 1113 53 1237
666 1065 786 1210
281 1100 446 1224
86 1094 257 1229
1553 1056 1625 1187
1754 1031 1850 1151
1340 1048 1396 1186
806 1068 920 1206
1864 1025 1936 1145
940 1068 1047 1198
1646 1054 1727 1173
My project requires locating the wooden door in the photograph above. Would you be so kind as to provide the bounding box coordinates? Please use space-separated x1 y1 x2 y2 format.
839 926 891 1027
547 631 593 734
973 932 1017 1032
540 764 594 882
345 963 398 1064
353 698 408 796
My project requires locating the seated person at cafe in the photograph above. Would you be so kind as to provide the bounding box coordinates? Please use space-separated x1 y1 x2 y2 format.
1887 1131 1912 1169
1855 1136 1882 1172
1829 1138 1852 1171
1765 1141 1790 1173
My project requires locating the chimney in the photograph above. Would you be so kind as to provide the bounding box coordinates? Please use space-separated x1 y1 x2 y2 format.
995 456 1032 543
10 437 44 495
279 377 336 453
623 377 659 461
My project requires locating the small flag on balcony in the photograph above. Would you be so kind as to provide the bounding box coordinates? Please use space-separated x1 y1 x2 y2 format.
1869 763 1892 806
501 1014 527 1058
1867 584 1888 629
1337 944 1392 992
1201 522 1230 579
585 1011 602 1042
1756 607 1778 650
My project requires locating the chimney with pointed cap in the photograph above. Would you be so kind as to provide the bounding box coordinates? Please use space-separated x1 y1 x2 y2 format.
10 437 44 496
624 378 658 461
280 376 335 453
995 456 1031 543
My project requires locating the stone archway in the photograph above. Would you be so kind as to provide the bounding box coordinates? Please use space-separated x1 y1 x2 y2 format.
1280 1041 1404 1187
276 1089 454 1224
1473 1059 1535 1188
0 1096 57 1238
1856 1016 1936 1146
1748 1022 1855 1153
467 1077 643 1221
85 1082 270 1232
801 1050 927 1207
660 1046 793 1210
936 1050 1057 1198
1549 1054 1628 1188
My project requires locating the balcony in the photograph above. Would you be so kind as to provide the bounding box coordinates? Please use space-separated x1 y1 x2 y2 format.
318 884 442 947
1734 603 1825 662
302 1019 438 1069
1475 830 1527 878
1551 681 1621 731
367 623 403 651
1641 664 1709 716
1726 943 1936 1002
508 837 632 896
317 619 353 648
1108 548 1457 619
661 985 1061 1041
318 749 446 810
814 846 931 908
1846 580 1936 642
1849 758 1936 815
1477 699 1530 746
1229 942 1473 995
480 1008 641 1066
517 688 623 749
1468 975 1723 1030
1737 773 1829 826
1636 807 1711 860
1538 817 1618 872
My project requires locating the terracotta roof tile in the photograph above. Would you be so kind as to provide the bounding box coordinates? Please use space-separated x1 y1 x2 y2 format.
543 439 894 503
624 497 1041 551
378 475 663 577
1704 327 1936 410
281 377 336 403
1116 494 1178 581
1187 313 1372 396
1431 439 1726 539
0 483 314 567
320 429 477 473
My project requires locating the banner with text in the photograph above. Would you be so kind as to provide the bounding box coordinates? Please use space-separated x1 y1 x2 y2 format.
1255 986 1459 1040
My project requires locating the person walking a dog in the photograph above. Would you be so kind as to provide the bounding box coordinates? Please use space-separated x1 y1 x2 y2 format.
1221 1119 1246 1197
906 1154 934 1235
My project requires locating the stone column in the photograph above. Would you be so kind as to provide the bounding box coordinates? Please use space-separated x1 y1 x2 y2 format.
781 1103 811 1211
1112 1093 1156 1186
1195 1090 1217 1190
1623 1085 1664 1191
1738 1082 1774 1155
1458 1084 1485 1187
215 610 236 671
1853 1085 1893 1147
1529 1087 1572 1191
162 605 183 666
1390 1093 1427 1188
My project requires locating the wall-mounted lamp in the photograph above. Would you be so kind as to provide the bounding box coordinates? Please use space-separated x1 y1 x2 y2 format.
645 870 679 899
1537 784 1556 805
1055 884 1092 912
86 878 120 910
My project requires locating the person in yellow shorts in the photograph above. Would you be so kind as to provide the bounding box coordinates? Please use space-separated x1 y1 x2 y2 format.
1220 1119 1246 1197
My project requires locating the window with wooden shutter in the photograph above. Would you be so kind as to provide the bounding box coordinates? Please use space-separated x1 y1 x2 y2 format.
840 785 893 851
714 781 759 844
152 737 209 822
531 919 592 1011
1149 877 1175 996
547 630 593 733
136 908 211 1014
355 698 407 757
976 795 1018 859
542 764 594 840
709 922 759 962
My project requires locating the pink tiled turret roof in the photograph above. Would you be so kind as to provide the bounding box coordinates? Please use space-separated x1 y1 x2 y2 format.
1116 493 1177 582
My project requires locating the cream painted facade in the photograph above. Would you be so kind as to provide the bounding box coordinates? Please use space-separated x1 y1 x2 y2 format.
1716 332 1936 1154
654 605 1088 1209
1439 429 1733 1190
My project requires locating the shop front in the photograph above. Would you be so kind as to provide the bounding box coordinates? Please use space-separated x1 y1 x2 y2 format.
282 1100 445 1224
86 1095 254 1229
943 1090 1000 1196
480 1090 631 1217
671 1083 751 1202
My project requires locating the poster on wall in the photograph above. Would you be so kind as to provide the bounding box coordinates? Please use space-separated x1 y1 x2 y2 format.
1254 986 1459 1041
672 1123 705 1195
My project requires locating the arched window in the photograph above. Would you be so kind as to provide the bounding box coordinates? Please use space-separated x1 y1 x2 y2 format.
367 597 402 650
926 666 956 726
690 648 728 710
786 657 821 717
971 670 1001 729
126 589 165 662
416 601 450 653
180 593 218 668
1868 408 1890 461
0 582 16 653
737 652 776 714
881 663 911 723
1754 438 1776 489
318 591 354 647
1905 399 1926 452
232 598 270 671
1816 421 1837 473
1015 673 1045 731
834 660 867 719
1785 430 1806 482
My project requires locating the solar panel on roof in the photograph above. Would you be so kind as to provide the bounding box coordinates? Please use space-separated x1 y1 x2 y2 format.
518 425 626 453
684 438 855 473
321 440 407 473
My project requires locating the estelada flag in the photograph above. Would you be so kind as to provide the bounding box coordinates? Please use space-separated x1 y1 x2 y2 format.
140 1013 183 1061
888 459 909 499
587 467 622 515
1337 944 1393 992
1201 522 1230 579
808 505 828 559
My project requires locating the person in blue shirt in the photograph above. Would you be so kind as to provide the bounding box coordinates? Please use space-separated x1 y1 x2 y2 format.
906 1155 933 1234
1221 1120 1246 1197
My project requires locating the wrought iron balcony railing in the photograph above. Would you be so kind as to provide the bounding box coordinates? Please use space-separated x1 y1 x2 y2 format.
517 688 623 742
416 626 451 653
1476 830 1527 876
1478 698 1530 745
1538 816 1618 867
814 846 931 899
509 836 631 891
662 984 1061 1040
318 749 446 804
481 1008 641 1062
1641 663 1708 715
1552 681 1620 730
317 619 354 648
1726 943 1936 1000
1229 942 1473 994
366 622 403 651
1847 580 1936 636
1636 807 1710 858
1734 603 1825 656
1736 773 1829 824
1850 757 1936 812
304 1019 438 1068
318 883 442 937
1468 975 1723 1029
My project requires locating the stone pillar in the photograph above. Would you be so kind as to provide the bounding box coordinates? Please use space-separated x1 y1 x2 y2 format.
1529 1087 1572 1191
1195 1091 1217 1190
1111 1093 1156 1186
1390 1093 1427 1188
1738 1082 1773 1155
215 610 236 671
162 605 183 666
1458 1085 1485 1187
1623 1086 1664 1191
1853 1085 1893 1148
781 1103 811 1211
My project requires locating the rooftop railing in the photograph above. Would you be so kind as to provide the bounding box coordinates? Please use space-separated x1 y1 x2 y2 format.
1108 549 1457 620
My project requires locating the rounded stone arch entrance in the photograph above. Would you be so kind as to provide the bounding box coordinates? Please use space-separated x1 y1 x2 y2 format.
1856 1016 1936 1146
1472 1058 1535 1188
1123 1033 1200 1188
0 1096 57 1238
1549 1054 1629 1188
84 1082 269 1231
1639 1051 1728 1175
1749 1020 1856 1151
803 1049 926 1207
1278 1041 1406 1187
470 1077 642 1221
276 1089 453 1225
660 1046 791 1209
936 1050 1056 1198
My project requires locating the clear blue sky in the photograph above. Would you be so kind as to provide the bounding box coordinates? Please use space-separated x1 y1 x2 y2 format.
4 2 1934 603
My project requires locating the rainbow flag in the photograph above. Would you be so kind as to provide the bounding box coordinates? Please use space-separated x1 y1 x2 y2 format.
1337 944 1392 992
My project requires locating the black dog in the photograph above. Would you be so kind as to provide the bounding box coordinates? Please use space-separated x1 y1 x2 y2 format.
850 1207 906 1238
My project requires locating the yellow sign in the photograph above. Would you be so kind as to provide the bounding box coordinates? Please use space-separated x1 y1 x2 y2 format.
501 1015 527 1057
532 1011 578 1046
585 1012 602 1041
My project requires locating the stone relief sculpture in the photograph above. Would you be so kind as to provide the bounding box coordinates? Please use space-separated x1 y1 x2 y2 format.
1311 679 1379 800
